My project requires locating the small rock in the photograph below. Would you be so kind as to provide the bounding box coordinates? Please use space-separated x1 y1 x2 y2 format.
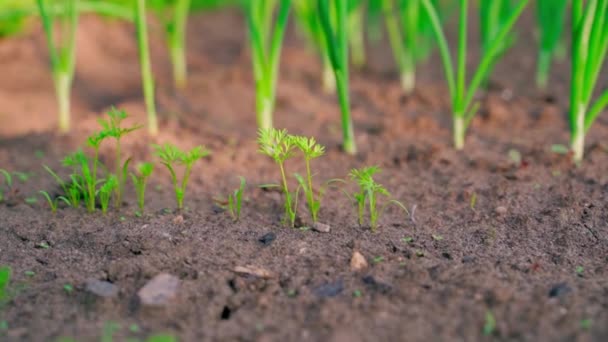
137 273 180 306
312 222 331 233
313 280 344 297
258 232 276 246
462 255 476 263
233 265 274 279
85 279 119 298
495 206 508 215
362 275 392 294
350 251 368 271
173 215 185 224
549 283 571 298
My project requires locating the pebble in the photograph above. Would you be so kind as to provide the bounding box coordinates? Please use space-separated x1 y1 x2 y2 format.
85 279 119 298
313 280 344 298
173 215 185 224
258 232 276 246
350 251 368 271
312 222 331 233
137 273 180 306
362 275 392 294
549 282 571 298
233 265 274 279
495 206 508 215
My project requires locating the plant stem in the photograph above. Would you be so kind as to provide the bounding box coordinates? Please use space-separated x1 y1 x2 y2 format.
572 104 586 162
256 88 273 130
322 59 335 94
135 0 158 136
170 0 190 90
536 49 551 89
453 116 465 150
304 157 316 222
278 161 294 227
55 72 72 133
349 4 365 69
114 140 122 208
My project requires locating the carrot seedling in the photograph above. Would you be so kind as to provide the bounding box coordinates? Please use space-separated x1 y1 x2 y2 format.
421 0 529 149
0 266 11 303
43 166 82 208
131 162 154 215
0 169 12 202
154 144 210 210
347 166 408 232
98 176 118 215
293 136 325 223
569 0 608 162
247 0 291 129
134 0 159 135
36 0 79 133
98 108 141 208
258 128 299 227
535 0 568 89
39 191 71 214
63 138 105 213
215 176 246 222
317 0 356 154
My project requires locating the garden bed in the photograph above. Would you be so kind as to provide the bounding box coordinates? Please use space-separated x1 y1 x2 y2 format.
0 9 607 342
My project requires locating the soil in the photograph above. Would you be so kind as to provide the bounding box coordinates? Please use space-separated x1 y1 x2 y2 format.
1 8 607 342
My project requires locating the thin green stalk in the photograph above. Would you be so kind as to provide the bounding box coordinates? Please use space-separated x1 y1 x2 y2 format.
348 2 366 69
535 0 568 89
318 0 356 154
135 0 158 136
36 0 79 133
248 0 292 130
421 0 529 150
169 0 191 90
569 0 608 162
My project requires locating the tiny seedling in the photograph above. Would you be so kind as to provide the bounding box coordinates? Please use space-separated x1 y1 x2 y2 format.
0 169 13 202
63 144 105 213
258 128 299 227
247 0 291 130
131 162 155 215
580 318 593 330
37 242 50 249
373 256 384 263
0 266 11 303
99 176 118 215
575 265 584 276
43 165 81 208
569 0 608 162
347 166 408 232
216 176 246 222
293 135 325 224
147 334 177 342
421 0 529 149
352 289 362 298
25 196 38 204
432 234 444 241
402 236 414 243
12 171 32 183
63 284 74 294
317 0 356 154
24 271 35 277
98 108 142 208
36 0 79 133
483 310 496 336
39 191 71 214
154 143 210 210
470 192 477 210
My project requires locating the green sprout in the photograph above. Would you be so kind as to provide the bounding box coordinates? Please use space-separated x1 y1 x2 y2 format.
382 0 440 94
43 166 82 208
0 169 12 202
569 0 608 162
224 176 246 222
135 0 159 135
317 0 356 154
347 166 408 232
421 0 529 149
293 135 325 223
247 0 291 130
535 0 568 89
258 128 299 227
131 162 155 215
150 0 192 90
39 191 71 214
0 266 10 303
483 310 496 336
98 108 142 208
36 0 79 133
154 143 210 210
99 175 118 215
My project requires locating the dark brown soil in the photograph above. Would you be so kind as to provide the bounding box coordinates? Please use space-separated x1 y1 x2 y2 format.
1 9 607 342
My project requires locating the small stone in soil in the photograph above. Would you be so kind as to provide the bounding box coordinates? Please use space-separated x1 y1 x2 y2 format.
495 206 508 215
350 251 368 271
462 255 476 263
362 275 392 294
313 280 344 298
549 283 572 298
258 232 276 246
312 222 331 233
233 265 274 279
85 279 118 298
137 273 180 306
